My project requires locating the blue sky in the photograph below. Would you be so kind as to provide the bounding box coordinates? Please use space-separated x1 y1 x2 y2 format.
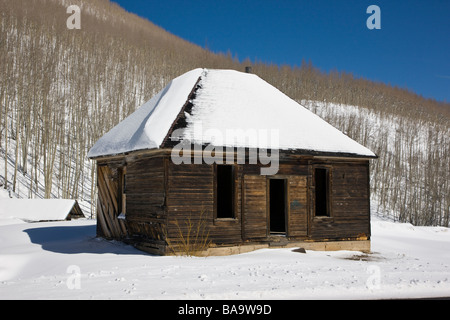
111 0 450 102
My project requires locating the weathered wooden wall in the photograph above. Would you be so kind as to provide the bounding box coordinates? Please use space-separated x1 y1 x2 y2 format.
288 175 308 237
95 151 371 254
240 162 311 241
95 153 167 253
166 160 242 249
242 174 267 239
96 162 127 239
165 158 370 247
125 154 166 251
309 161 370 240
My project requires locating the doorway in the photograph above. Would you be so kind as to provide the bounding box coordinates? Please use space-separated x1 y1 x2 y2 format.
269 178 287 234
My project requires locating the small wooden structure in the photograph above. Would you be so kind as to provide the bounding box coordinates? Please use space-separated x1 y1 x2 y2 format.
0 199 85 222
88 69 377 255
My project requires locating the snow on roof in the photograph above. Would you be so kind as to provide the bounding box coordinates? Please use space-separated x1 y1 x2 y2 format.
88 68 203 158
0 199 85 222
88 68 376 158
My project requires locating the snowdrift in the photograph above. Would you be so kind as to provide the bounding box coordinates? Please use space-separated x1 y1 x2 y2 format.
0 217 449 299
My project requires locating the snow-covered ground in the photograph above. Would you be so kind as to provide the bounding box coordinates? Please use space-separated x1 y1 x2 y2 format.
0 215 449 300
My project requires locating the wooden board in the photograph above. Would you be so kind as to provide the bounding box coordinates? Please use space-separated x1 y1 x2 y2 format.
96 165 127 239
125 156 166 241
309 162 371 239
242 175 267 239
287 175 308 237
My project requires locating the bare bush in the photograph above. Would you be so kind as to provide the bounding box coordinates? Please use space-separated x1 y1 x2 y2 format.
164 209 211 256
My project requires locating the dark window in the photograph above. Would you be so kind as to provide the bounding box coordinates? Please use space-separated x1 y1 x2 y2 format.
216 165 234 218
315 168 330 217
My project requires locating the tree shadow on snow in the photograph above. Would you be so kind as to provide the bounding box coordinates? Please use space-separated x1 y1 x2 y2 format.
23 224 148 255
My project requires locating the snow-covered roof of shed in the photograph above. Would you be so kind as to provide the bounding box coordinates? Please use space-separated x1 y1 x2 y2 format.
88 68 376 158
0 199 84 222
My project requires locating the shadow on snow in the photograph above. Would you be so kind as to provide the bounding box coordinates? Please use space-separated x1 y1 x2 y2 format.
23 224 149 256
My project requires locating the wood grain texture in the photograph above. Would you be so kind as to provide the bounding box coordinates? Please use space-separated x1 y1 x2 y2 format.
94 150 372 255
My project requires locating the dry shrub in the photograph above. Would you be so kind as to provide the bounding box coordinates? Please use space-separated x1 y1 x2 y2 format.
165 209 211 257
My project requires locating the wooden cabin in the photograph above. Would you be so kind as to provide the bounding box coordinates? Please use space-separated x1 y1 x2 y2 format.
88 68 377 255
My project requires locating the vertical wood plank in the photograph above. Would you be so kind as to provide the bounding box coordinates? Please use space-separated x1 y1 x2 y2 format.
242 175 267 239
288 175 308 237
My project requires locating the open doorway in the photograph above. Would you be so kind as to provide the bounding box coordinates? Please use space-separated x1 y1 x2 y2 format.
269 178 287 234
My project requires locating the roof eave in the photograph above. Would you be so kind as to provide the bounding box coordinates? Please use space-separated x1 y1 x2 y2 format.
281 148 378 160
89 146 378 162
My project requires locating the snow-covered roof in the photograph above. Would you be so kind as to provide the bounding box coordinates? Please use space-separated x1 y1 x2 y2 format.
0 199 85 222
88 68 376 158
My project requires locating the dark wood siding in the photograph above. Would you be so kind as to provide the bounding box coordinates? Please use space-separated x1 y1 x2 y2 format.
95 150 371 254
96 161 127 239
165 161 212 250
309 161 370 240
242 175 268 239
166 162 246 246
288 175 308 237
125 155 166 245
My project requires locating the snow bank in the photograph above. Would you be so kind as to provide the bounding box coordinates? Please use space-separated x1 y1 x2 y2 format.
0 217 449 299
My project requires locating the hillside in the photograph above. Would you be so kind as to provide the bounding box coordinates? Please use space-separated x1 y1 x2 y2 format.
0 0 449 225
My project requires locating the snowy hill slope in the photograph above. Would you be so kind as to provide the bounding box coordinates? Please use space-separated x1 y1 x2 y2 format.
0 217 449 300
301 100 449 226
2 98 448 227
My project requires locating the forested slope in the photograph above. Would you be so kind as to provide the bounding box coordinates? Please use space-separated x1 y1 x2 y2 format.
1 0 448 225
